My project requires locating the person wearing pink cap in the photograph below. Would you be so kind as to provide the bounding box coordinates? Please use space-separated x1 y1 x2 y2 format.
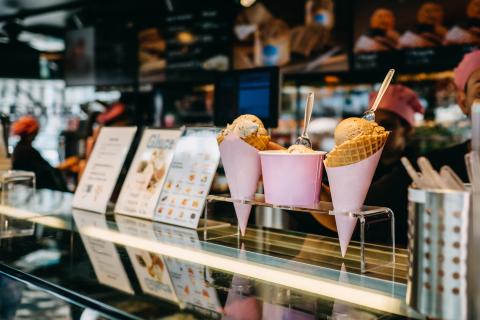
369 84 424 181
424 49 480 181
366 50 480 247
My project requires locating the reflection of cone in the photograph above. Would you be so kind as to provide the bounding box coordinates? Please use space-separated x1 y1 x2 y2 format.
219 135 262 236
331 263 352 317
225 247 261 320
262 303 313 320
325 133 388 167
325 147 384 257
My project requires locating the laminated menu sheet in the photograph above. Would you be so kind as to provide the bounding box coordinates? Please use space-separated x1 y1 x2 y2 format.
115 215 179 303
153 128 220 229
72 209 134 294
115 129 183 219
73 127 137 213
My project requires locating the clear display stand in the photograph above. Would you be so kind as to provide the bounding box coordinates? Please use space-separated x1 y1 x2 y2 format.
204 194 395 273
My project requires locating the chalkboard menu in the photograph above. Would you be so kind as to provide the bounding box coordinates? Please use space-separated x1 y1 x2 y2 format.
164 8 233 73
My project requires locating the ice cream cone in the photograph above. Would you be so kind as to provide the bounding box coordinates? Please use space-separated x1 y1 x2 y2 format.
325 132 389 167
325 147 384 257
219 134 262 236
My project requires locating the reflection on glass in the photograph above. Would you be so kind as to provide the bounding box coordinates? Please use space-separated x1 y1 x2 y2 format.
73 209 134 294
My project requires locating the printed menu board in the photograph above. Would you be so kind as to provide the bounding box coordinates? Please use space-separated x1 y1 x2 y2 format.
73 127 137 213
153 128 220 229
73 210 134 294
116 215 178 302
115 129 183 219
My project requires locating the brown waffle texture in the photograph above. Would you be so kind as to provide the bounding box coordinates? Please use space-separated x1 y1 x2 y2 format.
325 132 390 167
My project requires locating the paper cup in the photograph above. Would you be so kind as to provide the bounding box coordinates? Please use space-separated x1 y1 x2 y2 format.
219 135 262 236
260 150 326 207
325 147 383 257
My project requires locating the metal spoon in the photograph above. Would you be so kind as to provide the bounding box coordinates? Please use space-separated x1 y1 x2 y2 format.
362 69 396 122
295 92 314 148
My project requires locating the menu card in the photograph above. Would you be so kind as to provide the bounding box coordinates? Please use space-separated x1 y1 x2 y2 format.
153 128 220 229
115 129 182 219
72 209 134 294
115 215 178 302
73 127 137 213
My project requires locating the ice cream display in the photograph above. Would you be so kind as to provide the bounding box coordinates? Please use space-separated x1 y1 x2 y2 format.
218 114 271 236
324 117 389 257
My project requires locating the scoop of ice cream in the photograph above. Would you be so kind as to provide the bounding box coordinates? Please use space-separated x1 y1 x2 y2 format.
223 114 268 138
334 117 384 145
287 144 315 154
217 114 271 150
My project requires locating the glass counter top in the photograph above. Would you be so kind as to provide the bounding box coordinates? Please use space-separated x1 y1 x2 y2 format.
0 190 420 319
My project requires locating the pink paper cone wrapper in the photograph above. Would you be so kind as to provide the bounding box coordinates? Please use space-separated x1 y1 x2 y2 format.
260 151 326 207
325 147 384 257
219 135 262 236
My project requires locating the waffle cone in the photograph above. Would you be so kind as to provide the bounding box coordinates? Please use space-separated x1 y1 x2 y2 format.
325 132 389 167
242 134 270 151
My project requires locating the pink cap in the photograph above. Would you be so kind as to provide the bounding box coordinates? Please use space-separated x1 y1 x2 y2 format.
454 50 480 91
369 84 424 127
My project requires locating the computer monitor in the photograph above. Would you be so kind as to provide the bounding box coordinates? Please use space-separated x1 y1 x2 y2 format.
214 67 280 128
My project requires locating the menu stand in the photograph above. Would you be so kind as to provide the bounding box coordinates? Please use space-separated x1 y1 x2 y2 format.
205 194 395 273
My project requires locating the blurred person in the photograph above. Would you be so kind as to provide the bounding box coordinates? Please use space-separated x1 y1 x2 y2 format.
368 84 424 181
365 50 480 246
58 95 131 182
425 49 480 180
11 116 68 192
354 8 400 53
445 0 480 45
399 2 447 48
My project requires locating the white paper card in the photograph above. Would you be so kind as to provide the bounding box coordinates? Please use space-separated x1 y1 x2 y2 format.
153 128 220 229
73 127 137 213
115 129 182 219
72 210 134 294
116 215 178 302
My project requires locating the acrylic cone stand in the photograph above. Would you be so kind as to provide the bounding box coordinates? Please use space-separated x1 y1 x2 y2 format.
325 147 384 257
219 135 262 236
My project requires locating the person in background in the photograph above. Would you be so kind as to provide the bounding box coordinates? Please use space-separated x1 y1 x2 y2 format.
11 116 68 192
354 8 399 53
365 49 480 246
425 49 480 180
369 84 424 181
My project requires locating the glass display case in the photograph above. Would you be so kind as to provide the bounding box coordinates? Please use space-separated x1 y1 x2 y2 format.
0 190 420 319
